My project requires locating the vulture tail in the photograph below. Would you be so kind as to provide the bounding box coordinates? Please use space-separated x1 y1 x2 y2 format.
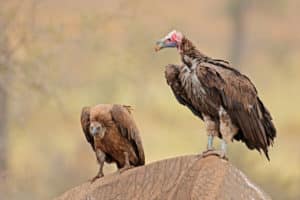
232 98 276 160
258 98 276 144
258 98 276 160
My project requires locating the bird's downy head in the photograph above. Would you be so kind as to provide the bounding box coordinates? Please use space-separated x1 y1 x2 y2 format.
90 121 106 138
155 30 183 52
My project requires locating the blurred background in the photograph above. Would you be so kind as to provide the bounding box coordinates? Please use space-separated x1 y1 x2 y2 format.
0 0 299 199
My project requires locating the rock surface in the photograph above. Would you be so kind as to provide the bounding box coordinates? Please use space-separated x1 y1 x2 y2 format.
54 155 271 200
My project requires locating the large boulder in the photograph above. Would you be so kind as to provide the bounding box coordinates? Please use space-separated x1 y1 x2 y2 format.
54 155 271 200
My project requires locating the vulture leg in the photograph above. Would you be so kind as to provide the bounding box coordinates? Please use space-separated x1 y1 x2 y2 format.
219 106 238 159
207 135 214 150
203 115 218 151
201 114 229 160
220 140 228 159
119 152 133 173
90 149 105 183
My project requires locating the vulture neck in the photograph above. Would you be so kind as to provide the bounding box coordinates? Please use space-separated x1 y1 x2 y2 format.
179 37 208 67
179 37 230 69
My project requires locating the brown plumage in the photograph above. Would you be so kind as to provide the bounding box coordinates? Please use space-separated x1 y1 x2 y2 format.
81 104 145 182
156 30 276 160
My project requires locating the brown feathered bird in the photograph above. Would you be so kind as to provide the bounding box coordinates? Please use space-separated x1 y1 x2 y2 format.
155 30 276 160
81 104 145 182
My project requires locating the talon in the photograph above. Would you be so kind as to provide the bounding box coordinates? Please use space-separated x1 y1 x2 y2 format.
201 149 228 160
90 174 103 183
203 147 216 153
119 165 133 174
221 154 229 161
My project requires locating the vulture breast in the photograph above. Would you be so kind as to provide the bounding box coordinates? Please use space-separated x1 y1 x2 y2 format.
94 124 139 168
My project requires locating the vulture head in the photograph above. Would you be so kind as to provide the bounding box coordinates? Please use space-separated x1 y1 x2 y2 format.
89 121 106 138
155 30 183 51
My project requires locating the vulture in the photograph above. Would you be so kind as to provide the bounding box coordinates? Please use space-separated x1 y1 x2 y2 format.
155 30 276 160
81 104 145 182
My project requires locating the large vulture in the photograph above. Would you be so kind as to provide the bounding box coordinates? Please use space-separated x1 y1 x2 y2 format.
155 30 276 160
81 104 145 182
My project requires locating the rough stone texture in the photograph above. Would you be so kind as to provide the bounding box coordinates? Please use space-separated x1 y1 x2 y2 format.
54 155 271 200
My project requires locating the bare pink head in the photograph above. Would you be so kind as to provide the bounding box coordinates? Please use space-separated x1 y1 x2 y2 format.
155 30 183 51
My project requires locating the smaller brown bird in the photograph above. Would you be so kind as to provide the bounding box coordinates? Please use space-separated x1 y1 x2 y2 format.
81 104 145 182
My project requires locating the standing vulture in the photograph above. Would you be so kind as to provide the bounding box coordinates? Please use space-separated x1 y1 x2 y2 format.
81 104 145 182
155 30 276 160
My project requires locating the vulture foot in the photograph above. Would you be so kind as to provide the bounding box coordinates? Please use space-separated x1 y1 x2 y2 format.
90 173 104 183
118 152 133 174
118 165 133 174
200 149 228 161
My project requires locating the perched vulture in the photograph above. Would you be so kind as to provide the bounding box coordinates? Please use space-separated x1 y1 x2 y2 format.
81 104 145 182
155 30 276 160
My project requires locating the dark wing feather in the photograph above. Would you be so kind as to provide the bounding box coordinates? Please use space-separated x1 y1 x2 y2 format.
111 105 145 165
165 64 203 119
196 63 276 159
80 107 95 151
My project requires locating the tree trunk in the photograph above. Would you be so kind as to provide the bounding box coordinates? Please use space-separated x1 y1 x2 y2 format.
229 0 248 67
0 85 8 172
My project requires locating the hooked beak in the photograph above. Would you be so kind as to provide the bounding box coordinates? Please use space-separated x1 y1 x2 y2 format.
155 40 177 52
155 40 164 52
90 122 106 138
90 123 101 136
90 126 98 136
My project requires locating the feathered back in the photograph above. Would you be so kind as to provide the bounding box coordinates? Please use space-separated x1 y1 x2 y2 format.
195 62 276 159
111 105 145 165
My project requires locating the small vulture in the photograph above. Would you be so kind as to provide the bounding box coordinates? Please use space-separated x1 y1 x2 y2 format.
81 104 145 182
155 30 276 160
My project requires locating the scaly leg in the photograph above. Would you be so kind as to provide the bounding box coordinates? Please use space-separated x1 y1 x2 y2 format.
220 139 227 159
218 106 238 160
90 149 105 183
119 152 133 173
202 139 228 160
207 135 214 150
201 114 229 160
201 115 218 155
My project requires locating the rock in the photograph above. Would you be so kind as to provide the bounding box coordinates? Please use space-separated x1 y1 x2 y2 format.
54 155 271 200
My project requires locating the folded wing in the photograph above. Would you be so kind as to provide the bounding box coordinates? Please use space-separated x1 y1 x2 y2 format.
196 64 276 159
80 107 95 151
111 105 145 165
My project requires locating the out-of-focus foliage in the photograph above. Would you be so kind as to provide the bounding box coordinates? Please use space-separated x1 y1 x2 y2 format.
0 0 299 199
